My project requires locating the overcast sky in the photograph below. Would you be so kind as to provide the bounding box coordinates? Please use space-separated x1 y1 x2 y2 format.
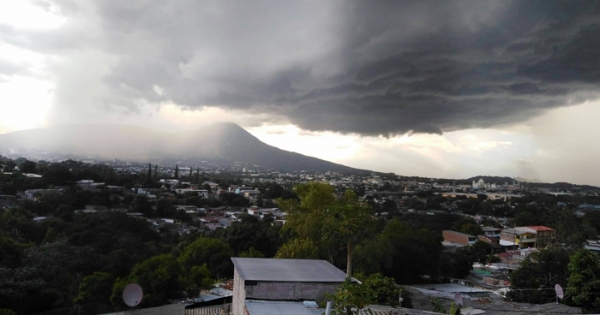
1 0 600 185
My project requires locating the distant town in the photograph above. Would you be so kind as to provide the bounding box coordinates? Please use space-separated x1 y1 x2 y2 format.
1 155 600 315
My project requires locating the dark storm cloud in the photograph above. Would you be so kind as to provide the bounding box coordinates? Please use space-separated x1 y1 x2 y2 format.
25 0 600 135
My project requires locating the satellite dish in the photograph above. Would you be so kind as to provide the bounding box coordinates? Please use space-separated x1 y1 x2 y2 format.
454 293 463 306
123 283 143 307
555 284 564 299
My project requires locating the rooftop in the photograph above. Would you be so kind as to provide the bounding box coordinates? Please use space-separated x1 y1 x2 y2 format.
502 227 536 235
244 300 322 315
231 258 347 282
443 230 476 238
526 225 554 231
481 227 501 232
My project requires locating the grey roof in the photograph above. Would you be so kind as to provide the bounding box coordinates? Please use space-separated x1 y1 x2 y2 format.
231 258 347 282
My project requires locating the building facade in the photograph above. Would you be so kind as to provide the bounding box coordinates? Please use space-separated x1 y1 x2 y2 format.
231 258 347 315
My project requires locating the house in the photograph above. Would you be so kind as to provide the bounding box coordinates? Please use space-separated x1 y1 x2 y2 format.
176 205 205 214
126 212 145 219
235 187 255 195
498 248 537 265
585 240 600 254
481 227 501 238
160 179 179 186
24 189 62 201
246 207 280 216
442 230 477 246
175 189 209 198
527 226 554 248
161 218 181 224
200 216 220 223
76 180 105 190
500 227 536 248
231 258 347 315
203 181 220 190
500 226 554 249
204 223 224 231
243 190 261 199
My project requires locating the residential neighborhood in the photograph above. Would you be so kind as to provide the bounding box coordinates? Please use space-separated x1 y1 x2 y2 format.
2 156 600 315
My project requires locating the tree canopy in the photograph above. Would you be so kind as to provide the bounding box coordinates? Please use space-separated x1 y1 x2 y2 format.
277 183 374 277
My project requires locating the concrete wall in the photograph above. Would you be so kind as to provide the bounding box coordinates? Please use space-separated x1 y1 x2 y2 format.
232 269 246 315
245 281 340 301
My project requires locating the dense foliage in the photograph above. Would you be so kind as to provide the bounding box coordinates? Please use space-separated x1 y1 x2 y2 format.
2 156 600 314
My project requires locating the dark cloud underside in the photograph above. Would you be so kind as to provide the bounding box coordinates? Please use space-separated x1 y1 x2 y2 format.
14 0 600 135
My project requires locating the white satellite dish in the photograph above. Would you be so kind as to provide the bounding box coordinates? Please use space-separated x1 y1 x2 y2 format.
454 293 463 306
555 284 564 300
123 283 143 307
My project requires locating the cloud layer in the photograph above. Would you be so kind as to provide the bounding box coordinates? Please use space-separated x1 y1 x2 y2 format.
3 0 600 135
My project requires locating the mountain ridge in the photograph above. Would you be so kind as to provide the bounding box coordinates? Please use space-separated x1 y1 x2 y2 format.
0 123 367 174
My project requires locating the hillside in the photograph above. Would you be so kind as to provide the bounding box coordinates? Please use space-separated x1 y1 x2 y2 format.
0 123 366 174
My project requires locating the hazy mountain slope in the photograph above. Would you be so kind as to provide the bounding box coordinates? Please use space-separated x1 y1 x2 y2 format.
0 123 365 173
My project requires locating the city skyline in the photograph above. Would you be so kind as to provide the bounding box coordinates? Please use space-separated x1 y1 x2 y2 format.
1 1 600 185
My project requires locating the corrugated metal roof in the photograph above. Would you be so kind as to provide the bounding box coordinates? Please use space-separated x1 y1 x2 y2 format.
231 258 347 282
185 304 231 315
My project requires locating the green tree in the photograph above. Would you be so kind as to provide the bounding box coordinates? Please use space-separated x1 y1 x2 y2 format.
567 249 600 313
275 238 319 259
439 250 472 279
174 165 179 179
154 164 158 179
147 163 152 178
380 219 443 284
547 208 595 248
220 193 249 207
355 273 410 308
451 218 482 236
0 309 16 315
430 297 446 313
42 164 72 186
239 247 265 258
2 161 16 172
469 241 492 263
323 190 373 277
0 266 45 313
74 272 114 305
329 278 374 315
111 254 182 308
278 183 373 276
460 224 483 236
19 160 37 174
449 302 461 315
178 237 233 280
213 213 284 257
130 196 153 217
508 247 571 303
353 235 389 276
183 264 213 296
